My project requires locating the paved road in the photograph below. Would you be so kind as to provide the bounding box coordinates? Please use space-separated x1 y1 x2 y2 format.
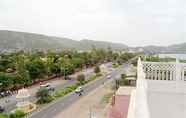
28 64 128 118
0 63 112 112
0 68 94 112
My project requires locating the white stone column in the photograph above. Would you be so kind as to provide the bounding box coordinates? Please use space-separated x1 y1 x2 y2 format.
176 59 181 81
136 57 150 118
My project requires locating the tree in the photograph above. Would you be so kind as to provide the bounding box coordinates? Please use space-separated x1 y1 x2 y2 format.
71 58 84 69
77 74 85 85
50 64 61 76
94 65 101 74
0 72 14 90
15 56 31 87
26 59 46 80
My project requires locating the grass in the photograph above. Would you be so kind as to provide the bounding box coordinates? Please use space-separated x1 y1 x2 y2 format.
53 84 78 98
112 63 119 68
53 75 98 98
101 92 115 104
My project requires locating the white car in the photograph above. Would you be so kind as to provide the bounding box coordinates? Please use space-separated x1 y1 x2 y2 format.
75 86 83 93
106 75 111 79
40 83 55 91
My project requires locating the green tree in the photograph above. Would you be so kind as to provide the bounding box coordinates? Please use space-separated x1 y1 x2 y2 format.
15 56 31 87
0 72 14 90
26 58 46 80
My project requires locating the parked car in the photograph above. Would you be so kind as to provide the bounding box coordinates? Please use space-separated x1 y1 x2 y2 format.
40 83 55 91
0 91 11 97
64 76 72 80
0 106 5 113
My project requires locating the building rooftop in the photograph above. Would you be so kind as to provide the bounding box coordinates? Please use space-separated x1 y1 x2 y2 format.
147 80 186 118
116 87 135 96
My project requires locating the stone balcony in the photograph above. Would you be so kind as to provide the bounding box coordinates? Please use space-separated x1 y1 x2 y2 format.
128 58 186 118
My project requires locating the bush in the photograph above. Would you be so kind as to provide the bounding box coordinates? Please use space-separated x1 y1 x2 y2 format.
77 74 85 85
88 75 97 81
37 95 54 104
121 74 127 79
112 63 119 68
53 84 78 98
36 88 54 104
94 66 100 74
96 73 102 77
9 110 26 118
0 113 8 118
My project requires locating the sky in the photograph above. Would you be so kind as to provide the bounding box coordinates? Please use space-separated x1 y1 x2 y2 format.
0 0 185 47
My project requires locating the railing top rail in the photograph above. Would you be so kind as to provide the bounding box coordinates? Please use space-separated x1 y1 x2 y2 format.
142 61 186 65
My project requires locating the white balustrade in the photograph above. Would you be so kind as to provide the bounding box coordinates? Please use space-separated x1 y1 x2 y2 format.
135 58 150 118
141 60 186 81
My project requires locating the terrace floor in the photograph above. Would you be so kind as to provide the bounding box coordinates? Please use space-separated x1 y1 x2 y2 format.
147 80 186 118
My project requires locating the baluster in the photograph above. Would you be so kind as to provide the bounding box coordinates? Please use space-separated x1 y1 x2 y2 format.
166 70 169 80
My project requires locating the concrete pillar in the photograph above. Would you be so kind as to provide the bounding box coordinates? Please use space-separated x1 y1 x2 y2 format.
176 59 181 81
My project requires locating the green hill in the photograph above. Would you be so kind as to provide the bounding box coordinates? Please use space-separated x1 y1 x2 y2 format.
0 30 127 52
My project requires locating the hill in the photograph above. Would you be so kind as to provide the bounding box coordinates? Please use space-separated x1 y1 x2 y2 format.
141 43 186 54
0 30 127 52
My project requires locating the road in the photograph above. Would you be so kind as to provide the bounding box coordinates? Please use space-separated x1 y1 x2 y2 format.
0 63 113 112
28 64 128 118
0 67 94 112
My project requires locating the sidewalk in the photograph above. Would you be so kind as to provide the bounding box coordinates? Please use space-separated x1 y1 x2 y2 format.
54 83 112 118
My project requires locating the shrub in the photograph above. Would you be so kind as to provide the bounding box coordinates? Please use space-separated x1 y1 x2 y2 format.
0 113 8 118
112 63 119 68
36 88 54 104
77 74 85 85
9 110 26 118
53 84 78 98
96 73 102 77
94 65 101 74
121 74 127 79
37 95 54 104
88 75 97 81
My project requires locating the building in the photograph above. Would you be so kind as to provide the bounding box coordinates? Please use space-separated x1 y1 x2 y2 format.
128 58 186 118
108 58 186 118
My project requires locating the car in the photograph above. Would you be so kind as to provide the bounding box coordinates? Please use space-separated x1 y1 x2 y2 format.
0 106 5 113
0 91 11 97
106 75 111 79
75 86 83 94
40 83 55 91
64 76 72 80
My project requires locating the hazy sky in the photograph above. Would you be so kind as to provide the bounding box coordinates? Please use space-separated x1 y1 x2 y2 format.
0 0 185 46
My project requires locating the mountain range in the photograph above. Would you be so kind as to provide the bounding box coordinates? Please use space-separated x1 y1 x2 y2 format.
0 30 127 52
0 30 185 54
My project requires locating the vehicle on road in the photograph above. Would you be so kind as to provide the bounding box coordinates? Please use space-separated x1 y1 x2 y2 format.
106 75 111 79
64 76 72 80
0 106 5 113
0 91 12 97
75 86 84 96
40 83 55 91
